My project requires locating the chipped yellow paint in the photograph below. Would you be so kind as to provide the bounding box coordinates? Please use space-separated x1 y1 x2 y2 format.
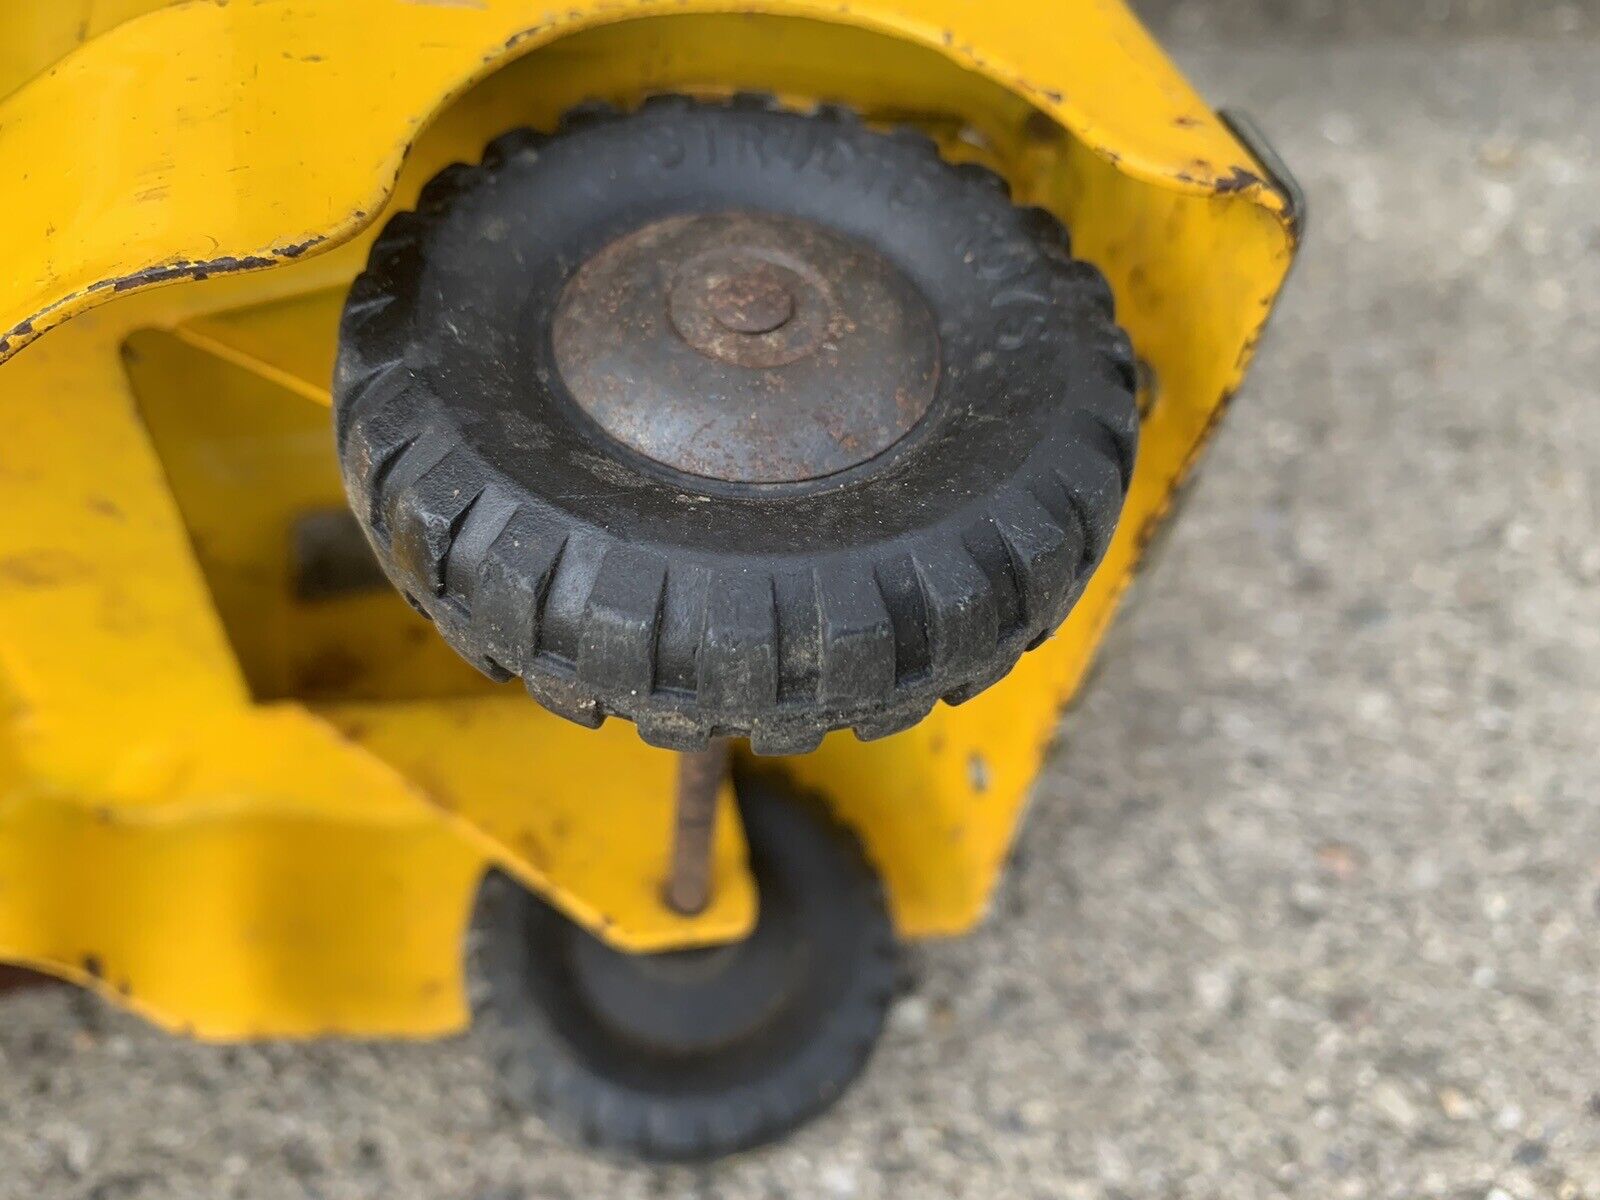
0 1 1295 1036
0 0 1284 364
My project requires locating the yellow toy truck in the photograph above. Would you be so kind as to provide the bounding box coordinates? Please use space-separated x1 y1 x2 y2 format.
0 0 1298 1158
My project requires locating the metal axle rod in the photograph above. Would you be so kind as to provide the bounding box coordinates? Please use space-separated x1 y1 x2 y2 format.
664 738 730 916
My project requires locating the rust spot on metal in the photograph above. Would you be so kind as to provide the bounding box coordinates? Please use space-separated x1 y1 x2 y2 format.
81 953 104 980
403 764 464 817
334 718 369 742
499 21 552 54
1132 507 1165 556
1213 165 1266 194
102 255 276 291
514 828 551 870
274 236 326 258
967 752 989 793
1173 159 1268 196
0 549 90 588
1023 110 1064 144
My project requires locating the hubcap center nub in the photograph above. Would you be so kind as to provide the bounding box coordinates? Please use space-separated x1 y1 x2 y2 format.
550 212 940 485
665 247 824 370
706 264 796 334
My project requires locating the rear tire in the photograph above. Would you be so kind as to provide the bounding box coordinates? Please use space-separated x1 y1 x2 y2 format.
473 774 896 1160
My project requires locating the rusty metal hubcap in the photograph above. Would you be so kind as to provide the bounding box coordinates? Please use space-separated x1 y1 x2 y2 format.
550 212 940 485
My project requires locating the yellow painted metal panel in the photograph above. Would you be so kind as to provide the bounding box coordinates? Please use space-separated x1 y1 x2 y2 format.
317 697 754 953
178 288 346 408
0 791 483 1038
121 320 490 703
0 2 171 102
0 0 1284 363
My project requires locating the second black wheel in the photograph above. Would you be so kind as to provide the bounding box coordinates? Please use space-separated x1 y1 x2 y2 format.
472 774 898 1160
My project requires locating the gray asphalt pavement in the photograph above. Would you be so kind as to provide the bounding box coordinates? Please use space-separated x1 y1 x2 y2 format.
4 10 1599 1200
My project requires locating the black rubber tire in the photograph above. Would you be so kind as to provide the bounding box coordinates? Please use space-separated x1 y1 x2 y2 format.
472 774 896 1160
334 97 1139 754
